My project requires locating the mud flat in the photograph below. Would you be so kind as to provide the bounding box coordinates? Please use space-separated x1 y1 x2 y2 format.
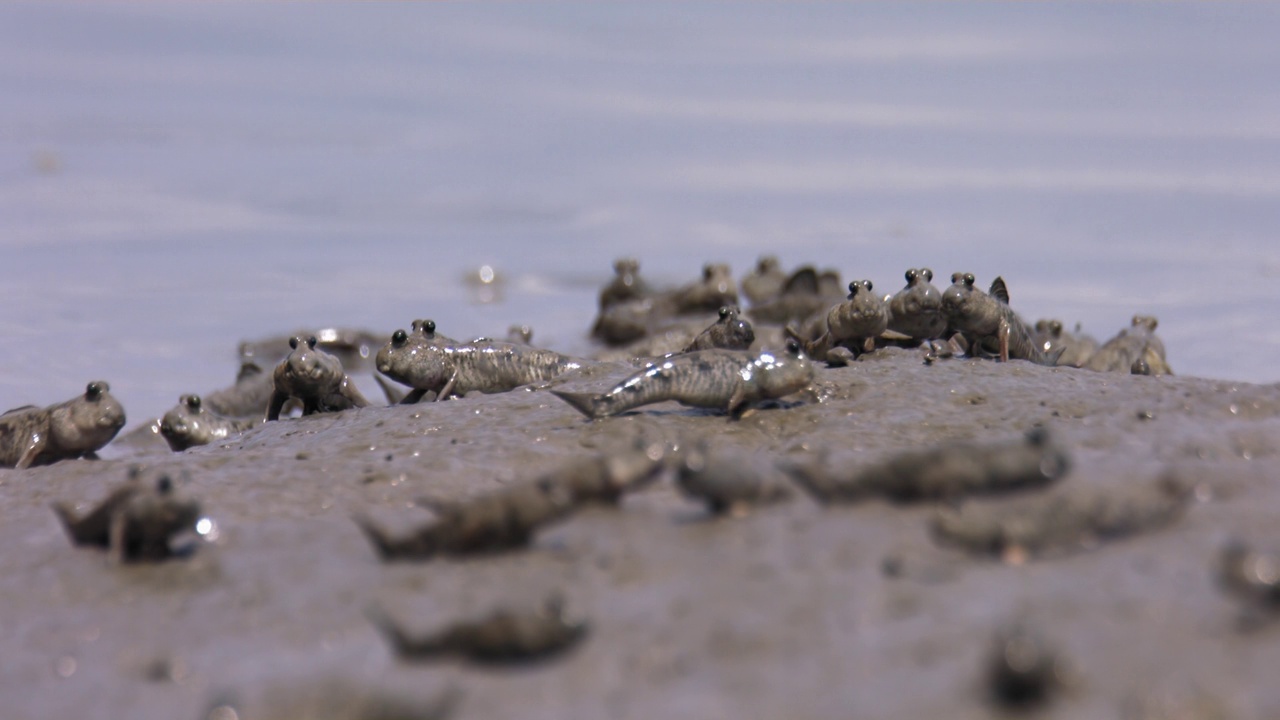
4 348 1280 719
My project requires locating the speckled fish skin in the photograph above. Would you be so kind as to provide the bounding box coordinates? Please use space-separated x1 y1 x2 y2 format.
376 325 583 401
368 595 588 663
786 428 1070 504
887 268 947 341
0 381 126 469
551 344 815 419
159 394 259 451
682 306 755 352
268 336 371 420
805 280 889 360
942 273 1052 365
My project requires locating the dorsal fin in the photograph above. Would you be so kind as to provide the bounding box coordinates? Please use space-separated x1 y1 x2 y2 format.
988 276 1010 304
783 266 820 295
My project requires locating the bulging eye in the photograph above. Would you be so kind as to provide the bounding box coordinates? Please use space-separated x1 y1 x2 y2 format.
392 329 408 346
423 320 436 335
905 269 916 282
920 268 933 281
86 382 103 399
847 281 859 296
289 337 299 349
785 339 801 355
718 306 731 319
186 395 202 411
951 272 963 283
307 336 317 349
864 280 873 292
963 273 975 286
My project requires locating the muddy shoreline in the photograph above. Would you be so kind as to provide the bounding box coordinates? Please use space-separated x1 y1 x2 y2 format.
5 349 1280 719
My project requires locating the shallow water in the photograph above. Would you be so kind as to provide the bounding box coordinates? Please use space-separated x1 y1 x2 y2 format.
3 4 1280 423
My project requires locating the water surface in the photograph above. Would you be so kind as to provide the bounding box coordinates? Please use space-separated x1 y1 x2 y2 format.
3 4 1279 423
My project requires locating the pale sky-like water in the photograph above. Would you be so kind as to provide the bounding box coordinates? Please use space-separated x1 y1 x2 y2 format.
3 4 1279 424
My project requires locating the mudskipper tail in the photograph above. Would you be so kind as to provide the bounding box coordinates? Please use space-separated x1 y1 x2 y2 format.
550 390 602 419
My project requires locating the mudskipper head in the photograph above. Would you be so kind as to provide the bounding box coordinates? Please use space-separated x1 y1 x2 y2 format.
49 381 127 452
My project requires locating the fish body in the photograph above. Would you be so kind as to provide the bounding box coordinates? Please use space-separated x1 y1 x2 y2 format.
51 468 201 563
368 595 587 664
682 306 755 352
0 381 126 469
268 336 371 420
741 255 787 305
377 323 582 402
786 429 1069 504
800 279 889 361
887 267 947 341
1085 315 1171 375
552 344 815 419
159 394 259 451
942 273 1052 364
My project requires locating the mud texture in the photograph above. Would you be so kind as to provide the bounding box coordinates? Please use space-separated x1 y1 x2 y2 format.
5 348 1280 719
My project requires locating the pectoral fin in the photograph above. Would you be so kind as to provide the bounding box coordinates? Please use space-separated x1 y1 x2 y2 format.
15 432 45 470
437 372 458 401
266 391 288 421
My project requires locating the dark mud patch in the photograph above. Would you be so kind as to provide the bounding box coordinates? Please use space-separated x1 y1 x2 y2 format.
4 351 1280 719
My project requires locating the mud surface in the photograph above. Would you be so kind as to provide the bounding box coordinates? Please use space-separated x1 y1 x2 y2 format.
5 349 1280 719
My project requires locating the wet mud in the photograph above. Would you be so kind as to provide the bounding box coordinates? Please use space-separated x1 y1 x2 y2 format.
5 349 1280 719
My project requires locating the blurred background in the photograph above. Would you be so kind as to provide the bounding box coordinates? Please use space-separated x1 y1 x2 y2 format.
2 4 1279 423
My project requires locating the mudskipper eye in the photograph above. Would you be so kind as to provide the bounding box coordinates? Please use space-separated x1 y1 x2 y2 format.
951 272 963 284
864 280 873 292
392 329 408 346
289 337 299 349
718 307 731 319
186 395 202 411
920 268 933 282
847 281 859 296
86 382 103 399
307 336 318 349
785 339 801 355
905 269 916 282
424 320 436 335
964 273 975 286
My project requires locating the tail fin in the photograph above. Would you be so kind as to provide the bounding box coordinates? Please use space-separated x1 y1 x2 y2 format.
550 390 602 419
